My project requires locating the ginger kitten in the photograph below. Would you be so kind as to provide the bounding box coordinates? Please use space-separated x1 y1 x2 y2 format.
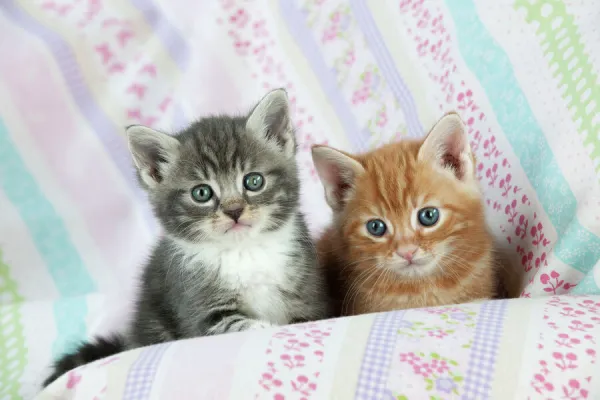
313 113 497 315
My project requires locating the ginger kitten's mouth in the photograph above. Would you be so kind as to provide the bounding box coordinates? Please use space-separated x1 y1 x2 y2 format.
386 256 437 276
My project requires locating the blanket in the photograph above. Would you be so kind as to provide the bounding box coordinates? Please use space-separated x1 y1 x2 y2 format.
38 296 600 399
0 0 599 398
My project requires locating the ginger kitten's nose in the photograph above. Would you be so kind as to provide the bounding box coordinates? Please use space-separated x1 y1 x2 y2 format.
396 245 418 261
223 207 244 222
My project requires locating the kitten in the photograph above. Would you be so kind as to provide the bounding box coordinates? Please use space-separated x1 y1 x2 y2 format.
44 89 329 387
313 113 497 315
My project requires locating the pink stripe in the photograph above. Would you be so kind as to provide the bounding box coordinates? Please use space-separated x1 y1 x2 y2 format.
0 31 149 274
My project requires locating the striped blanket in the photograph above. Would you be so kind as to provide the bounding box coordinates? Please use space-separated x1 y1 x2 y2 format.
0 0 599 398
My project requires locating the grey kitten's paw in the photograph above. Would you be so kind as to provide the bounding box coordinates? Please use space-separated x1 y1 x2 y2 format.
249 320 276 330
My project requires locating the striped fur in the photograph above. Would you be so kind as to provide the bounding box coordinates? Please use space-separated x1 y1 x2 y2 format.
314 113 499 315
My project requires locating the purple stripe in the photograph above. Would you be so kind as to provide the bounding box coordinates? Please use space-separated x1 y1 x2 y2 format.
349 0 424 139
129 0 190 70
123 343 171 400
355 311 406 399
1 0 157 229
172 104 189 131
279 1 365 151
463 300 507 399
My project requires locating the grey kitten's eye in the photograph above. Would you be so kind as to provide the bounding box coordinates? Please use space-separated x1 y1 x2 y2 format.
243 173 265 191
191 184 213 203
366 219 387 237
418 207 440 227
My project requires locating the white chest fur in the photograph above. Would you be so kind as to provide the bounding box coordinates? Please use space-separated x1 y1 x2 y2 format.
179 219 297 324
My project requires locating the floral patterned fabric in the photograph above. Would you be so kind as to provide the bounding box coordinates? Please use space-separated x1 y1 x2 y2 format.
1 0 600 398
38 296 600 399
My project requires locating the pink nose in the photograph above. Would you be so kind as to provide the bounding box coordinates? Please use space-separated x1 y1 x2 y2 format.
396 246 418 261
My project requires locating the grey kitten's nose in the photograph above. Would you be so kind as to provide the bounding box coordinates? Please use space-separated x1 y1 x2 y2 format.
223 207 244 222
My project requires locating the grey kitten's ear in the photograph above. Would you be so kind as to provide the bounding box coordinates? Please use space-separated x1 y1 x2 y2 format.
126 125 180 188
418 112 475 181
246 88 296 158
311 145 365 211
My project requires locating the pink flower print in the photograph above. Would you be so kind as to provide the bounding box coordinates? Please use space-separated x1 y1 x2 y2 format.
515 214 528 239
431 358 450 374
561 307 586 318
531 372 554 394
579 299 600 313
376 109 388 127
505 200 518 224
534 252 548 270
553 352 578 371
427 329 448 339
291 375 316 396
561 379 589 400
569 320 594 332
538 360 549 375
284 338 309 352
399 352 421 363
321 25 339 42
413 364 433 378
530 222 547 248
583 334 596 344
522 251 534 272
344 48 356 66
586 348 596 360
280 353 306 369
66 370 81 389
330 11 351 30
351 87 370 104
541 271 571 294
555 333 581 348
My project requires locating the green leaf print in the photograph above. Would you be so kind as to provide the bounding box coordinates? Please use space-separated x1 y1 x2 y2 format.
0 249 28 400
431 352 440 359
397 395 408 400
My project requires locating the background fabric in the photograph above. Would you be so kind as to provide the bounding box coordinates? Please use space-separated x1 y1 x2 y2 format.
0 0 599 398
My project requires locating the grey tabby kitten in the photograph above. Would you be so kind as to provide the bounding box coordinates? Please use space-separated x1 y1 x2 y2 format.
44 89 329 387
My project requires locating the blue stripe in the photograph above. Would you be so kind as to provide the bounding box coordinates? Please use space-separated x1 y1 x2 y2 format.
0 0 156 233
348 0 424 139
445 0 600 275
0 119 95 356
278 1 365 151
571 269 600 295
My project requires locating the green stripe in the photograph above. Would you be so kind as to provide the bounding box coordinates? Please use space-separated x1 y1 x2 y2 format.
515 0 600 172
0 249 27 400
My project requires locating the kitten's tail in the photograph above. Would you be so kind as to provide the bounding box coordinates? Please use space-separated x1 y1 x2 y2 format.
43 335 126 387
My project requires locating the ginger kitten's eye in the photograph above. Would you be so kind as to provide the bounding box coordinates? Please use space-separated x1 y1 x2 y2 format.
418 207 440 227
191 184 213 203
243 172 265 191
366 219 387 237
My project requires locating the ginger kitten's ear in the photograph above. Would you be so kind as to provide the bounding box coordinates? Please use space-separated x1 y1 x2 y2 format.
126 125 180 188
246 88 296 158
418 112 475 181
311 145 365 211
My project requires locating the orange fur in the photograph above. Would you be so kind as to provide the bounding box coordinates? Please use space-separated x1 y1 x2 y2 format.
314 114 497 316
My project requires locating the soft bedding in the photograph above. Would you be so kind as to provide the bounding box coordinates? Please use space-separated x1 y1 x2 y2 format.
38 296 600 399
0 0 599 399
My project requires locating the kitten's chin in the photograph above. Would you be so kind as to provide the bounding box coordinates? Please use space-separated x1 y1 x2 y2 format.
386 260 440 279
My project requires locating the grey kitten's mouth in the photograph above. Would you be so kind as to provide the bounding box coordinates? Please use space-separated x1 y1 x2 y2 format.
225 222 253 233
